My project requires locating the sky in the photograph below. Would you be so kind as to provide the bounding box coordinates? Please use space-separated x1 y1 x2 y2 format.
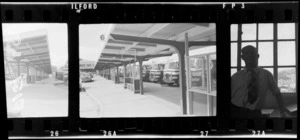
2 23 115 68
79 24 114 63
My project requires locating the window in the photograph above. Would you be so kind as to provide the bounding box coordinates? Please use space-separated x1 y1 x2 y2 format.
242 24 256 40
231 23 297 94
278 41 296 66
188 46 216 93
190 56 208 91
258 42 273 66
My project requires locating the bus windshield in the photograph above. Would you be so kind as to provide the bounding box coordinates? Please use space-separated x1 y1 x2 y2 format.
152 64 164 70
143 65 152 71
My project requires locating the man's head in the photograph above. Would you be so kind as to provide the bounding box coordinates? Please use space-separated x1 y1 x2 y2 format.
241 45 259 69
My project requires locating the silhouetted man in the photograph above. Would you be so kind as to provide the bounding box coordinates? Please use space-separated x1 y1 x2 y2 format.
231 45 291 118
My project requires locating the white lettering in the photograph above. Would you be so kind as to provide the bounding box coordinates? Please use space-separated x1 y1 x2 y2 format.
232 3 236 9
83 3 87 9
223 3 226 9
71 3 97 10
241 3 245 9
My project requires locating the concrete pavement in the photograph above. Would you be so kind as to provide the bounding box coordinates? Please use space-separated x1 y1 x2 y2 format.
81 75 182 118
6 77 99 118
6 75 183 118
18 78 68 117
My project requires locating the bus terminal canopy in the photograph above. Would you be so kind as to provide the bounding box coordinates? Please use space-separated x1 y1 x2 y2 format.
4 29 52 74
96 23 216 70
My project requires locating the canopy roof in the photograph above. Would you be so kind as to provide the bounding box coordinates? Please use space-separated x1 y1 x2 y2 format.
95 23 216 70
4 29 52 74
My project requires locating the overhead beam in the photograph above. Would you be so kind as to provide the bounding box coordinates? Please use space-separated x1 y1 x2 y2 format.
99 53 173 63
128 47 145 52
100 53 136 58
110 34 183 46
143 53 173 59
17 42 48 51
25 54 50 60
136 42 157 47
21 52 49 57
21 49 49 56
21 47 49 55
189 41 216 47
107 39 134 45
98 59 126 63
28 57 50 62
105 45 126 50
105 42 157 49
33 61 51 66
35 63 51 66
21 35 47 44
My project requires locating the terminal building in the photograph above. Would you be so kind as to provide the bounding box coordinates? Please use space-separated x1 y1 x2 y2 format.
80 59 96 73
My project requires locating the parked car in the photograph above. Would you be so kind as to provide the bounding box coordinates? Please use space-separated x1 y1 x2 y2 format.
88 72 93 78
80 72 93 82
55 71 64 81
163 61 179 86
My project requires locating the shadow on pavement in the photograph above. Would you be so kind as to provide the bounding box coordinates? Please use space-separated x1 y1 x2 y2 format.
143 82 181 106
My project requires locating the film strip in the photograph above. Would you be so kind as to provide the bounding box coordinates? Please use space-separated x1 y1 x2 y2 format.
0 2 298 139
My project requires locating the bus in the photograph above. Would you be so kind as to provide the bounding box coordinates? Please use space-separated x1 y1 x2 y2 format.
148 63 165 83
162 60 180 86
142 64 151 81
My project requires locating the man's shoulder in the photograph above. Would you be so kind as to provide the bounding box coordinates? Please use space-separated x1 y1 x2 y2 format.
257 68 272 75
231 70 245 78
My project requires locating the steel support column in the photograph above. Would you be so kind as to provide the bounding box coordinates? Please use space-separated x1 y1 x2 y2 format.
137 57 145 95
26 63 30 83
173 43 187 115
123 63 127 89
116 66 119 84
185 33 191 115
17 57 20 77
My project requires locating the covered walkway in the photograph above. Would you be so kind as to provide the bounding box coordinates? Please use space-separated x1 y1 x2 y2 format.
80 75 182 117
81 23 217 116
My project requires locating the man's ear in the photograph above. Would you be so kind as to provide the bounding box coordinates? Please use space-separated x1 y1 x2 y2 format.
257 54 260 59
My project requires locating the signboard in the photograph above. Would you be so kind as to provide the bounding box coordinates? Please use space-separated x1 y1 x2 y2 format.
80 60 95 69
